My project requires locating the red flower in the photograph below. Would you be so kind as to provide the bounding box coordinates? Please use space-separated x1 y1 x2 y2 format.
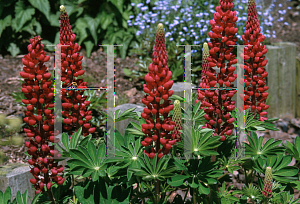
200 0 238 141
21 36 64 194
242 0 269 121
59 5 93 136
141 23 175 159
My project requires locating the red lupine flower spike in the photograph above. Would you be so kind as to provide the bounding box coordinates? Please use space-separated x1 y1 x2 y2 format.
201 0 238 141
21 36 64 194
141 23 175 159
242 0 269 121
262 166 272 198
59 5 94 136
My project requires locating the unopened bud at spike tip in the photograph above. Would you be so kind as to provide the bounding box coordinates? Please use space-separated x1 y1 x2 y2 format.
156 23 164 36
60 5 67 15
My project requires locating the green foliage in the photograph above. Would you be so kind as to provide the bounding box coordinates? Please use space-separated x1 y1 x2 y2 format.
0 186 41 204
244 131 285 160
0 0 138 58
67 141 108 181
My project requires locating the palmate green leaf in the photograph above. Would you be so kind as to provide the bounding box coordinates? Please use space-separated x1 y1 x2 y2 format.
167 175 189 187
254 155 299 183
245 131 285 159
14 1 35 32
28 0 50 21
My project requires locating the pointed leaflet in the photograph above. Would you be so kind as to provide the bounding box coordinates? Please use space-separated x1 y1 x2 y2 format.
168 175 189 187
61 132 69 152
4 186 11 204
28 0 50 21
87 141 97 165
69 149 93 167
70 127 82 149
77 146 96 166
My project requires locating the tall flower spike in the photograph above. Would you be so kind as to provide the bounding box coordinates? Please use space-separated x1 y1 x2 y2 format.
202 0 238 141
59 5 95 137
172 100 182 142
197 42 216 110
242 0 269 121
21 36 64 194
141 23 175 159
262 166 272 198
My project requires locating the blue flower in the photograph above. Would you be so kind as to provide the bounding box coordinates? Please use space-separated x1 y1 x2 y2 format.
279 3 282 7
183 27 188 31
180 38 185 42
169 37 173 41
204 2 208 6
131 3 135 6
129 15 134 19
141 6 148 11
209 4 214 8
179 31 183 35
288 6 292 9
284 22 289 26
137 3 143 8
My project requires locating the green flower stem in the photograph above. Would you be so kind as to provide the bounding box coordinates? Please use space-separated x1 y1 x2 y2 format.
193 188 196 204
72 175 76 203
183 187 189 203
250 170 256 184
217 172 229 180
138 182 146 204
244 168 249 185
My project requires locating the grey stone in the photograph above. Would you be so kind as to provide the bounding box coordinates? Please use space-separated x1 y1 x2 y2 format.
114 103 145 136
277 121 289 132
0 163 34 203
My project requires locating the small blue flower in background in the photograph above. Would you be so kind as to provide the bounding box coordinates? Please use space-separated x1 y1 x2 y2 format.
183 27 188 32
141 6 148 11
131 3 135 6
288 6 292 9
180 38 185 42
279 3 282 7
137 3 143 8
146 0 150 4
284 22 289 26
179 31 183 35
204 2 208 6
169 37 173 41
